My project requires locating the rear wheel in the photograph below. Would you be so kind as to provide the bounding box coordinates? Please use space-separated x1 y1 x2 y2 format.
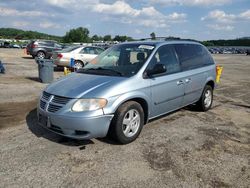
109 101 144 144
36 51 46 59
74 60 84 69
196 85 213 111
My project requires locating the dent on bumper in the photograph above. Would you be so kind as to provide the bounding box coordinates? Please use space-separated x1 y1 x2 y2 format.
38 109 114 140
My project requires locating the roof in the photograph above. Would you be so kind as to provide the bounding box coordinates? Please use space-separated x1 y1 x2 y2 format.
121 40 202 47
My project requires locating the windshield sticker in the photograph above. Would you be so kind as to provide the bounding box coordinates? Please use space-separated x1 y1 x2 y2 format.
138 45 154 50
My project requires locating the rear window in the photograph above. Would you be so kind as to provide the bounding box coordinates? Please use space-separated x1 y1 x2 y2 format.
174 44 214 71
61 46 81 53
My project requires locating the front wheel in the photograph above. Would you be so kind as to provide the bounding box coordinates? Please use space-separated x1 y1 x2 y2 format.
196 85 213 111
109 101 144 144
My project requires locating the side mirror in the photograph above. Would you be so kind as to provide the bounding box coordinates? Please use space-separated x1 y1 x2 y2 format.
146 64 166 77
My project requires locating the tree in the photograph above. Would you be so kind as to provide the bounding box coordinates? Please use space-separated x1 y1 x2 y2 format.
103 35 112 41
113 35 134 42
63 27 90 43
92 35 103 42
150 32 156 40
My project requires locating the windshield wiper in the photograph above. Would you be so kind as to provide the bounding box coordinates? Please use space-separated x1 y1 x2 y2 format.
78 67 123 76
95 67 123 76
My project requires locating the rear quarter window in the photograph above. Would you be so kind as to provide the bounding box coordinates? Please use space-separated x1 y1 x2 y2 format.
174 44 214 71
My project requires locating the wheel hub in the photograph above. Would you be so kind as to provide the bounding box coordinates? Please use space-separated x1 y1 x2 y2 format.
122 109 140 137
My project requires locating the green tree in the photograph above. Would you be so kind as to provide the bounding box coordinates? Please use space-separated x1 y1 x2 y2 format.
103 35 112 41
113 35 134 42
92 35 103 42
63 27 90 43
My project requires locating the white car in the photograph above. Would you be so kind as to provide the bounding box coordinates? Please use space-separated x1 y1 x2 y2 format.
53 45 104 69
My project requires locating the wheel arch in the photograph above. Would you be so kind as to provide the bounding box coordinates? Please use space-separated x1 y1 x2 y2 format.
206 80 215 90
112 97 149 125
74 59 87 67
36 50 46 56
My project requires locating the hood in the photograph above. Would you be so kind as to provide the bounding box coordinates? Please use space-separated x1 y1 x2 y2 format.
45 73 124 98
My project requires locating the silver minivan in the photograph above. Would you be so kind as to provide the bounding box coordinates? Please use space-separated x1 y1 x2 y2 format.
38 40 216 144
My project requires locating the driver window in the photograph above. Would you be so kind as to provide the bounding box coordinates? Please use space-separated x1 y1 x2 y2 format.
150 45 181 74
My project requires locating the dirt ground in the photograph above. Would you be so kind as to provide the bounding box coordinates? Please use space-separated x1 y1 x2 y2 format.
0 49 249 187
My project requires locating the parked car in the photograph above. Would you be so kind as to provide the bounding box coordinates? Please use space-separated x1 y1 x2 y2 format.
12 44 21 49
53 46 104 69
74 46 105 69
26 40 62 59
38 40 217 144
52 45 84 67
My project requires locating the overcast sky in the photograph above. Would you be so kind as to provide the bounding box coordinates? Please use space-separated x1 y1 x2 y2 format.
0 0 250 40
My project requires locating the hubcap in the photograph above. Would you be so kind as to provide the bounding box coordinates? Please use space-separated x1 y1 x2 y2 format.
204 90 212 108
74 61 83 69
122 109 140 137
37 52 45 59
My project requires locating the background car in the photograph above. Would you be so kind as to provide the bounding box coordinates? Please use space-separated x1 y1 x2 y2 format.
53 46 104 69
52 45 85 67
26 40 62 59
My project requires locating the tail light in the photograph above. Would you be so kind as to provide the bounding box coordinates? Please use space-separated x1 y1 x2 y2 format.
57 53 63 59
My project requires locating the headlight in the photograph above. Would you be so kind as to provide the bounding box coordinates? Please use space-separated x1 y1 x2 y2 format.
72 98 107 112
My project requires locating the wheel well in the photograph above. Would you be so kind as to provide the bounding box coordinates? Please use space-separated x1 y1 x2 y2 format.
36 50 46 55
74 60 84 65
124 98 148 124
206 80 215 89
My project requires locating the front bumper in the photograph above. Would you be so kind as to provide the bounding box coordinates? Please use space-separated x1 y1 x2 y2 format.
37 107 114 140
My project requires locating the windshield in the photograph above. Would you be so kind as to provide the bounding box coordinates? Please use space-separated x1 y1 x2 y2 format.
61 45 81 53
80 43 155 77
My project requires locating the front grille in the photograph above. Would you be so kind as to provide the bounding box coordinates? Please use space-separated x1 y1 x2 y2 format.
42 91 52 101
52 95 71 105
40 91 72 113
40 100 46 110
48 104 62 113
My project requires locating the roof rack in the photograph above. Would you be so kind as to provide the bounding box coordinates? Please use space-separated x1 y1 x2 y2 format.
138 37 201 43
139 37 181 41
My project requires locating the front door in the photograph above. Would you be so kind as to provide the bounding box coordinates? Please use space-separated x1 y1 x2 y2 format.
147 45 185 118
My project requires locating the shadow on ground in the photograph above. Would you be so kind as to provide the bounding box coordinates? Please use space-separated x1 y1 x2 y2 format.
22 57 33 59
54 66 64 72
25 76 41 83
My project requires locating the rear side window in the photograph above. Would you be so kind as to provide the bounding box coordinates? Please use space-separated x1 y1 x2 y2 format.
80 47 96 54
174 44 214 71
94 47 104 54
38 42 54 47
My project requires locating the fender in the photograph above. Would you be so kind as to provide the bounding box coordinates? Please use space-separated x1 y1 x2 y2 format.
103 90 151 117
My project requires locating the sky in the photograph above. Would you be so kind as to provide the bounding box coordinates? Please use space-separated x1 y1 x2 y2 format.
0 0 250 40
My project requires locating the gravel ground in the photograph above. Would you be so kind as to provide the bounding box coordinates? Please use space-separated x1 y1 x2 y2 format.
0 49 249 187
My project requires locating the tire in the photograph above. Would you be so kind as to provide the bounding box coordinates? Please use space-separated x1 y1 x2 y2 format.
36 51 46 59
74 60 84 69
196 85 213 111
109 101 144 144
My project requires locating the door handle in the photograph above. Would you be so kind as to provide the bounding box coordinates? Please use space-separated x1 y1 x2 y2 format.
177 80 184 85
185 78 191 83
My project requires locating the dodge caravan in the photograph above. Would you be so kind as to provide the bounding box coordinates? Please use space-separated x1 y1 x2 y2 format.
37 41 216 144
